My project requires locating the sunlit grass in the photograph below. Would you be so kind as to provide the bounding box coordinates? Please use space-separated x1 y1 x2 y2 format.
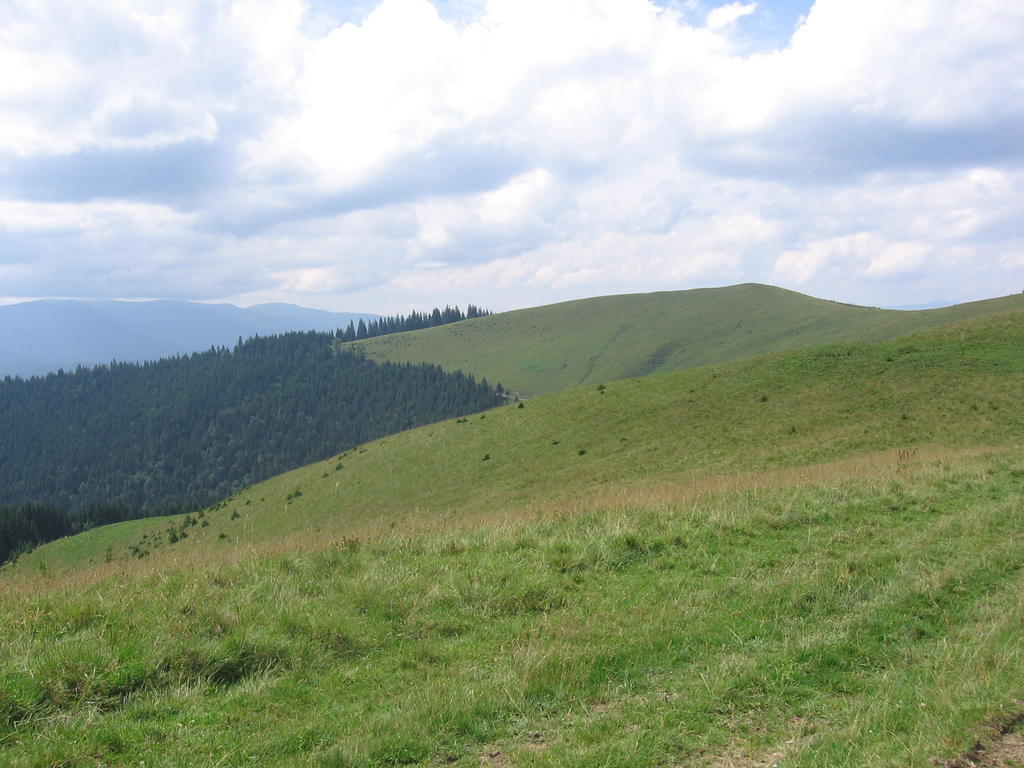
3 310 1024 766
2 453 1023 766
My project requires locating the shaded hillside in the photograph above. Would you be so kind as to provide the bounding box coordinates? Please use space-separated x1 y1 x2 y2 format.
0 331 500 517
350 283 1024 394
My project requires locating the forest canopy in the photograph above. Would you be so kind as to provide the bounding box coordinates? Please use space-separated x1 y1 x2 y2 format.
0 330 501 525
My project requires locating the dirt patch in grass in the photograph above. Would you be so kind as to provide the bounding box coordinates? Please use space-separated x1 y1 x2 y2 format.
703 717 827 768
935 709 1024 768
522 731 547 751
706 747 785 768
479 734 547 766
480 749 511 766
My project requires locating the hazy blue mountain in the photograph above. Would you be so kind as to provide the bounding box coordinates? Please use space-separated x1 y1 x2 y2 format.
884 299 955 310
0 299 377 378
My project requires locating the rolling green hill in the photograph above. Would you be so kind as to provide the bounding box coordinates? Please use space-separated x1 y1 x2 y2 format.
2 311 1024 767
13 309 1024 574
350 283 1024 395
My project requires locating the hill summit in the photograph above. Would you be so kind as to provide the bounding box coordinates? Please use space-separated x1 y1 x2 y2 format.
351 283 1024 394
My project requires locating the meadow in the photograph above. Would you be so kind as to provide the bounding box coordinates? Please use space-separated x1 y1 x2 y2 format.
2 310 1022 767
349 283 1024 395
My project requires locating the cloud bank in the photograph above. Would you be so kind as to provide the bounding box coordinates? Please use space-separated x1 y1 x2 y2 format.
1 0 1022 311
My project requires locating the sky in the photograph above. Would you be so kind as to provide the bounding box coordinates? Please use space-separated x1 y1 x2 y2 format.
0 0 1022 313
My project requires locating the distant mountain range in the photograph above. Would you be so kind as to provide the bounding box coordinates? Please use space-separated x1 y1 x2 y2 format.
0 300 377 378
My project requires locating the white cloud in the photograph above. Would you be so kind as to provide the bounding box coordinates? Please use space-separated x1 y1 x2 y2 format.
706 3 756 30
0 199 193 235
783 0 1024 126
773 233 930 283
0 0 1021 312
0 0 305 157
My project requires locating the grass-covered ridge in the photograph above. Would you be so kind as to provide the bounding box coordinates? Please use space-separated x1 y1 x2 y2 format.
349 283 1024 395
2 311 1024 766
16 308 1021 573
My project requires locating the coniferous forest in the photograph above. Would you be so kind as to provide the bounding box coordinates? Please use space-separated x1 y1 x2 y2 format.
337 304 490 341
0 330 501 561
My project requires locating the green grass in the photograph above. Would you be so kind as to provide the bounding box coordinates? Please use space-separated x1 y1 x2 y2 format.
2 310 1024 766
348 283 1024 395
13 308 1022 575
1 455 1022 766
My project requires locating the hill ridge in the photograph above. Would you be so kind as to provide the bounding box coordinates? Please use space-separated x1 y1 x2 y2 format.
350 283 1024 395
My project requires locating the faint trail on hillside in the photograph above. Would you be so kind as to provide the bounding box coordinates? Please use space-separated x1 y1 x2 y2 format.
580 323 631 386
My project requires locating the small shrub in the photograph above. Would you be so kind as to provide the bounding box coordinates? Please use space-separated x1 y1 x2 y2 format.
759 394 769 403
518 402 525 409
482 454 490 461
230 511 240 521
578 449 587 456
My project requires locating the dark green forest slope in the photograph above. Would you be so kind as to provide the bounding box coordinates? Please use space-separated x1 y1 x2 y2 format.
0 332 500 522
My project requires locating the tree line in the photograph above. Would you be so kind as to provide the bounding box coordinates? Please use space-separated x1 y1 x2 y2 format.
0 501 185 565
338 304 491 342
0 329 501 562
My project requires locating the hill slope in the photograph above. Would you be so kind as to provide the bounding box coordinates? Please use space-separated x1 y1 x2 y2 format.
14 309 1024 571
2 311 1023 767
350 283 1024 395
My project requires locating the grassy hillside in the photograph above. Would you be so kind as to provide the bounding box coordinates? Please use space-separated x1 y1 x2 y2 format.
349 283 1024 395
2 311 1024 767
17 308 1020 572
